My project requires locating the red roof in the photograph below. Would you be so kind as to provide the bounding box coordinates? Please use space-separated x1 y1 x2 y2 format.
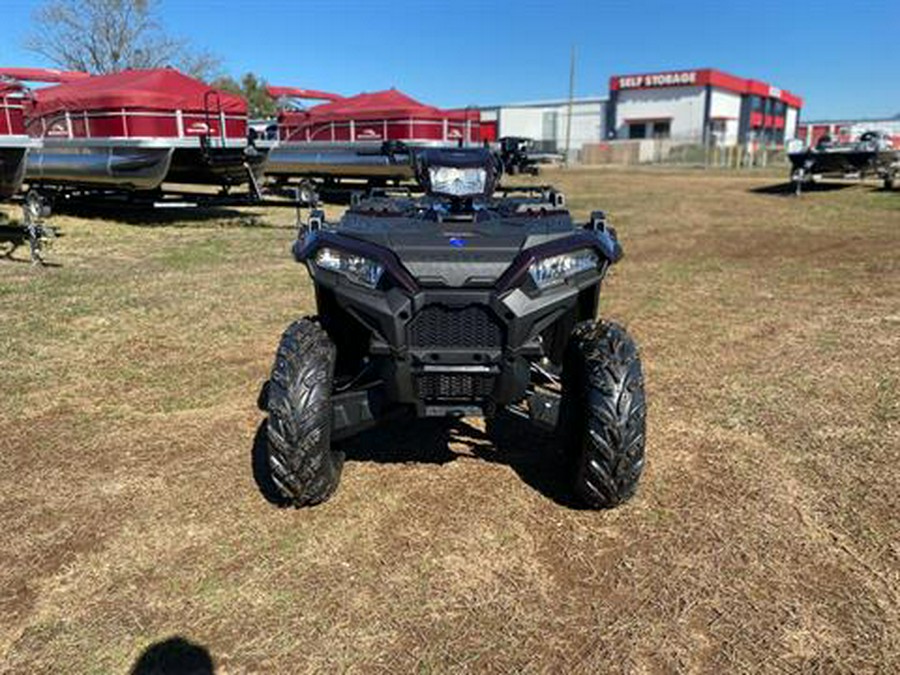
31 68 246 117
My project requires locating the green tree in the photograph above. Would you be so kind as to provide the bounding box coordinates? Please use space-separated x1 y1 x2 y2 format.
212 73 277 119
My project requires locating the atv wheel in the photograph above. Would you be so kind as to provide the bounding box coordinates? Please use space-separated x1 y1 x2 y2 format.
561 321 646 509
885 175 895 191
264 318 343 506
298 179 317 206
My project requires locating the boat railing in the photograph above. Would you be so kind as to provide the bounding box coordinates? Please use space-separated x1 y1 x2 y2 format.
279 117 481 145
28 108 246 144
203 89 227 147
1 93 27 137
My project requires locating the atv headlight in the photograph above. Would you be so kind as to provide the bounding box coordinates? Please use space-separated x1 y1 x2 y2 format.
528 249 599 289
314 247 385 289
428 166 487 197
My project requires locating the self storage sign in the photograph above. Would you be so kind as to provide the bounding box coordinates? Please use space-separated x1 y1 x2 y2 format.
617 71 698 89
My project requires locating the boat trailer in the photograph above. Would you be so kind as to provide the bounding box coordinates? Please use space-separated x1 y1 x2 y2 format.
789 131 899 195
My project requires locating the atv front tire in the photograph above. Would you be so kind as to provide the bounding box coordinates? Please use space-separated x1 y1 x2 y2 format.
264 318 343 506
562 321 646 508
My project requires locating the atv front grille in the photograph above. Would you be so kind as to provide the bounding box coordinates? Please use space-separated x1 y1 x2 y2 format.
414 373 496 401
408 305 503 349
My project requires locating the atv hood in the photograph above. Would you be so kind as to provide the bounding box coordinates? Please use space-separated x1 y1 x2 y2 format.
334 213 577 288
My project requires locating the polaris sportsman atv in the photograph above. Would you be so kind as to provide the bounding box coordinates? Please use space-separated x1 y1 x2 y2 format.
258 148 646 509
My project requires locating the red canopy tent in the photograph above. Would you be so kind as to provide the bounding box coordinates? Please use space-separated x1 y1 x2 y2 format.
277 88 480 144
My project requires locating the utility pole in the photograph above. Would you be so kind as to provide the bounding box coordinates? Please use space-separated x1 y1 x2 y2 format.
565 44 575 167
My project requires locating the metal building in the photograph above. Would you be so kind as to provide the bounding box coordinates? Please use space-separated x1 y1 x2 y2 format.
797 118 900 147
478 97 607 160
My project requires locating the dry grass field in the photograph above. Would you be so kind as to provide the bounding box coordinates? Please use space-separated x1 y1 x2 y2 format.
1 167 898 673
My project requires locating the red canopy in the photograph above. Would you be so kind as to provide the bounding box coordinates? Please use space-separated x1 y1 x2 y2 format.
266 85 343 102
289 88 473 123
31 68 246 117
0 81 23 96
0 67 89 84
312 89 445 120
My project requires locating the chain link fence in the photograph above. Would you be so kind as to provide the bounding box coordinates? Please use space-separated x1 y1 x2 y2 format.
579 138 787 169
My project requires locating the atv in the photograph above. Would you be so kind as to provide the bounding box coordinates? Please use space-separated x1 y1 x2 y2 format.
257 147 646 509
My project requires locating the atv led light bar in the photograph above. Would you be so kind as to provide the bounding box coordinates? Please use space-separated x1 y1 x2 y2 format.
315 247 385 289
528 249 599 289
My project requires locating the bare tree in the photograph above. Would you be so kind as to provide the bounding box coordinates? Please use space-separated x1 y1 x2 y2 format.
174 48 224 83
25 0 221 80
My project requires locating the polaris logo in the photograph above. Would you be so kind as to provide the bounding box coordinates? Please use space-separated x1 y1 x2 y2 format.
449 237 467 248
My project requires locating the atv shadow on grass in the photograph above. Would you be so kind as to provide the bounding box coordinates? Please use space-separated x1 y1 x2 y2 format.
750 181 858 196
51 202 266 227
251 413 585 510
0 223 63 266
0 224 31 262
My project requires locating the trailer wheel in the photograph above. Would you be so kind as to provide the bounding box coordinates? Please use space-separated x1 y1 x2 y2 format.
560 321 646 509
298 180 317 206
263 318 343 507
23 190 54 264
791 169 804 196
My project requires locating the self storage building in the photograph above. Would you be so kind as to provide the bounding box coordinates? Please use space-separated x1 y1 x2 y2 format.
605 68 802 147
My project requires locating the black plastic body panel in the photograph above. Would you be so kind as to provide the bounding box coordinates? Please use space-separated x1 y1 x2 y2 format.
295 188 619 423
305 249 606 417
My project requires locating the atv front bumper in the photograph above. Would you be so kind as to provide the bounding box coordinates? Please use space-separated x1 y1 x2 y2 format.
293 229 618 431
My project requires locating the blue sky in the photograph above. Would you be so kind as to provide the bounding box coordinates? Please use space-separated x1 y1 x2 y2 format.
2 0 898 120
